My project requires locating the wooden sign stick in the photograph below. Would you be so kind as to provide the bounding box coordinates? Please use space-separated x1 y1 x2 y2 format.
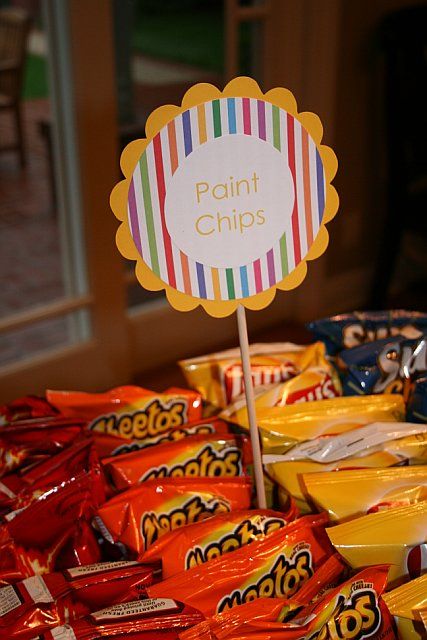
236 304 267 508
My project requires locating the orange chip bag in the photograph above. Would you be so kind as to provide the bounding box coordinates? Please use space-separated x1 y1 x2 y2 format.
47 386 202 440
92 419 230 459
103 434 248 491
96 477 252 556
147 512 333 616
179 554 348 640
181 565 395 640
141 506 299 578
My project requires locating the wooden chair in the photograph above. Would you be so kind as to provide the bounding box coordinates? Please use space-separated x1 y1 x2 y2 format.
0 8 32 168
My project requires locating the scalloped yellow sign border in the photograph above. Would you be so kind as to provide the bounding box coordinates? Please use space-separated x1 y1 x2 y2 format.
110 77 338 318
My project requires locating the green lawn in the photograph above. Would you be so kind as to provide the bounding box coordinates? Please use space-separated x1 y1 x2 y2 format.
23 53 48 100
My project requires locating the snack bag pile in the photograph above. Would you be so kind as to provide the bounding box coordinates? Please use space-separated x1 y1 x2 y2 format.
1 309 426 639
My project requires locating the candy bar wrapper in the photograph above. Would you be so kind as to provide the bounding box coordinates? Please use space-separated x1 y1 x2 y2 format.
140 507 298 578
47 386 203 440
0 439 100 514
0 395 57 425
0 470 104 585
339 334 427 397
256 394 405 454
327 501 427 587
179 342 333 408
264 450 406 515
220 367 342 429
307 309 427 355
147 512 333 616
92 418 230 459
96 477 252 556
103 434 249 491
383 574 427 640
0 417 86 478
0 561 154 639
182 565 395 640
42 599 205 640
407 376 427 423
303 465 427 522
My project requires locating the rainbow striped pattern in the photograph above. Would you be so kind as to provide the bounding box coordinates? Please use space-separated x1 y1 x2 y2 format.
128 97 326 301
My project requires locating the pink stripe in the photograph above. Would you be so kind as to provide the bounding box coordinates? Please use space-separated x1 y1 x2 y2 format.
267 249 276 286
243 98 251 135
253 259 262 293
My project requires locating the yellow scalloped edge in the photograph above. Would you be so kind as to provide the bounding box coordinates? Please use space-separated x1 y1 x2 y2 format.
110 76 339 318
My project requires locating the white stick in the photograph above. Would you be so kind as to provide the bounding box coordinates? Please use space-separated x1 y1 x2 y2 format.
236 304 267 509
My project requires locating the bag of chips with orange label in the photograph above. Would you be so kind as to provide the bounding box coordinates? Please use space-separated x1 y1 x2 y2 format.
96 477 252 556
47 386 202 440
181 565 395 640
103 434 248 491
147 512 332 616
92 419 230 459
304 465 427 522
141 507 298 578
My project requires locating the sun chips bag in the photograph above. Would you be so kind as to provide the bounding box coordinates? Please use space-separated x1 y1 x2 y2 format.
383 574 427 640
327 501 427 587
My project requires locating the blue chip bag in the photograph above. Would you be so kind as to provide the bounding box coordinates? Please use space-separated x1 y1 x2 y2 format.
339 334 427 396
407 376 427 423
307 310 427 355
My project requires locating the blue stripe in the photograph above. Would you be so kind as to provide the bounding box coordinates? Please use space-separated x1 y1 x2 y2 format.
196 262 207 298
240 266 249 297
316 149 325 223
227 98 237 134
182 111 193 156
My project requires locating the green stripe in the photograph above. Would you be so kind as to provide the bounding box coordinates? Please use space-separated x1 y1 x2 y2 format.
272 105 280 151
213 100 222 138
226 268 235 299
280 233 289 276
139 153 160 275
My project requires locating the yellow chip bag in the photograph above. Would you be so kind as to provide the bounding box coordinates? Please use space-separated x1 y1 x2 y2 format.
257 394 405 453
304 465 427 522
179 342 334 408
383 574 427 640
265 450 403 514
327 501 427 587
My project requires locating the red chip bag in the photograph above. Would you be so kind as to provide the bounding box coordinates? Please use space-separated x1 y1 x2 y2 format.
96 477 252 556
0 439 100 514
0 560 154 639
42 598 205 640
147 513 333 616
0 470 104 585
0 417 86 478
46 386 203 439
141 507 299 579
0 395 57 425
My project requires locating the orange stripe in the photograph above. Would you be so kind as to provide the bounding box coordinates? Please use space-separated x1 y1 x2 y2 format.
168 120 178 174
197 104 207 144
211 268 221 300
302 128 313 245
180 252 192 295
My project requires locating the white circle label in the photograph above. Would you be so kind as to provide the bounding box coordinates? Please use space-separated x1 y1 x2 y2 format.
164 135 294 269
